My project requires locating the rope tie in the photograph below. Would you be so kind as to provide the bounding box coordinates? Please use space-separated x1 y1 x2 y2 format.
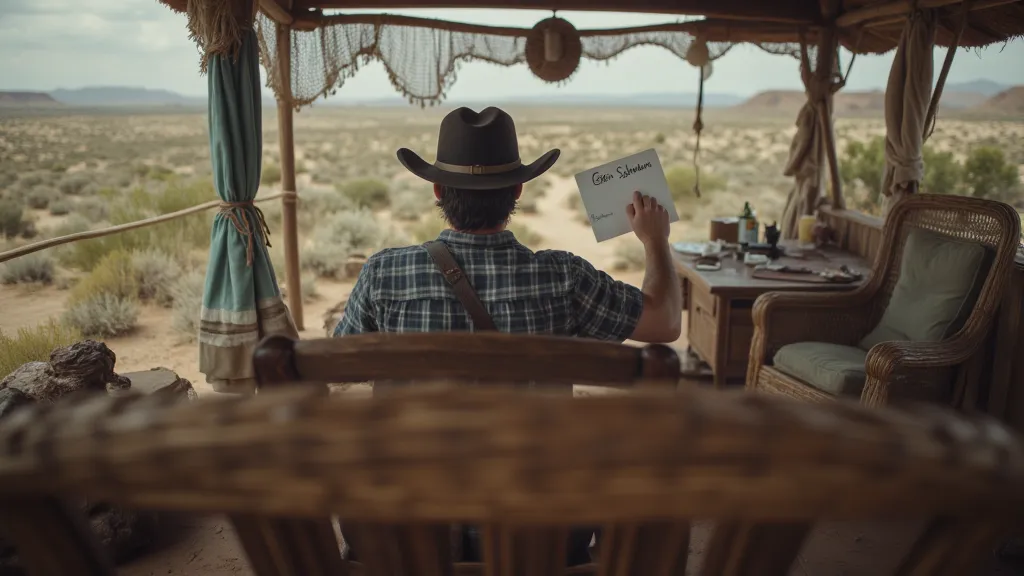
219 201 272 267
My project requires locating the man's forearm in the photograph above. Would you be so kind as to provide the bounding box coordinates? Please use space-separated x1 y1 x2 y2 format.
641 240 683 328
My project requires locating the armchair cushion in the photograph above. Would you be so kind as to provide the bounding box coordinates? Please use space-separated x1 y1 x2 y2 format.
773 342 868 397
859 227 988 350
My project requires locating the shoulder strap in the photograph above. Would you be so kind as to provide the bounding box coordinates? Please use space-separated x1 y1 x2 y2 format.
425 241 498 331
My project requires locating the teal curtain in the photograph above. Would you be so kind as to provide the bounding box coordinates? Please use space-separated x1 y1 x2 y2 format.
200 27 297 393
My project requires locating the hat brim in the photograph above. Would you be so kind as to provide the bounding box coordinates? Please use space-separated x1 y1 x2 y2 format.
396 148 560 190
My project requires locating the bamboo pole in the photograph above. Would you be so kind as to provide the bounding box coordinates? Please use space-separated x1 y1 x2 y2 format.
0 194 284 264
818 1 845 210
276 23 304 331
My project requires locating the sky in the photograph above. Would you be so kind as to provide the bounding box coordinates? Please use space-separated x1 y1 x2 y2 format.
1 0 1022 101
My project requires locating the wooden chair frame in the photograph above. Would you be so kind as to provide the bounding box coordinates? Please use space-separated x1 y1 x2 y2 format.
0 386 1022 575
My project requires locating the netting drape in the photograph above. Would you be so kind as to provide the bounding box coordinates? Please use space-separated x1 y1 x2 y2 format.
255 13 801 109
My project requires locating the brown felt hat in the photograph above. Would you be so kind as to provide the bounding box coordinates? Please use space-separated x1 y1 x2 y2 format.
397 107 559 190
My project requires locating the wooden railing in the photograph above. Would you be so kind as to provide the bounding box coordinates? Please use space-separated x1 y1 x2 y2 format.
0 193 285 265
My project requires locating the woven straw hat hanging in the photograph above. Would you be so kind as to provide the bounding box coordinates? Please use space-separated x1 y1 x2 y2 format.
526 17 583 84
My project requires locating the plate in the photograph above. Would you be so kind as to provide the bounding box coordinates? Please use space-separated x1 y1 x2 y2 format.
672 242 706 256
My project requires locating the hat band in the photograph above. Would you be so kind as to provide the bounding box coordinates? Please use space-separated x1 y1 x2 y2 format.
433 159 522 176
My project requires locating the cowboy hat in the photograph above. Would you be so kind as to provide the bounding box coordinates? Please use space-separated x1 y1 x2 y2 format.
397 107 560 190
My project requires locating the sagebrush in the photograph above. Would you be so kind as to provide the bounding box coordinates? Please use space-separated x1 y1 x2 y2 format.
0 320 82 379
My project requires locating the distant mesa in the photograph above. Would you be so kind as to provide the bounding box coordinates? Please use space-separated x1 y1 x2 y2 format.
0 91 61 107
977 86 1024 115
734 82 1017 118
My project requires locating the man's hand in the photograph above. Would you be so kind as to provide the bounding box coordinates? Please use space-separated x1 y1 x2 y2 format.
625 191 670 246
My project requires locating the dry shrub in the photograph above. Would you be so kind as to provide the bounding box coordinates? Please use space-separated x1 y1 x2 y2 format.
338 178 390 210
518 194 539 214
131 249 182 306
58 174 93 196
262 164 282 185
0 199 25 238
76 196 109 222
60 181 214 270
0 320 82 379
63 294 139 338
301 272 318 303
411 211 448 243
565 193 591 227
611 241 646 272
303 209 386 279
1 253 55 285
27 187 57 210
69 250 138 306
49 199 72 216
390 187 433 221
170 270 205 341
508 222 542 247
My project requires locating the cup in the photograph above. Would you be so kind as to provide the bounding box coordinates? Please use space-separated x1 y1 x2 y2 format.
798 215 816 245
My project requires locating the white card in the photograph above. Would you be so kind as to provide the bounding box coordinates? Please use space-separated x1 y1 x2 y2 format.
573 148 679 243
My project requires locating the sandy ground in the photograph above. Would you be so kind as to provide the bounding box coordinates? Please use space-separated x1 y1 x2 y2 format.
10 177 1018 575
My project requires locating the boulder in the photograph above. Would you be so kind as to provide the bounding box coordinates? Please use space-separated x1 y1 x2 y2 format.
0 345 195 571
0 340 131 403
0 388 32 420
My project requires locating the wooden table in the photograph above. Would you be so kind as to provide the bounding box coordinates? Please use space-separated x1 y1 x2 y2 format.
673 245 870 388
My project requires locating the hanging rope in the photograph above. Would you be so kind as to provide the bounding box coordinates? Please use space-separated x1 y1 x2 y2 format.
924 0 973 141
692 67 705 199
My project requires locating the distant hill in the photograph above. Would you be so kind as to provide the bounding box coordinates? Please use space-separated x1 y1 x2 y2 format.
0 91 61 107
735 84 999 118
976 86 1024 115
49 87 207 107
945 79 1009 97
321 91 745 108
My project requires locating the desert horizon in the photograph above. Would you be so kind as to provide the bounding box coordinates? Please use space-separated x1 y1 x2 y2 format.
2 104 1022 401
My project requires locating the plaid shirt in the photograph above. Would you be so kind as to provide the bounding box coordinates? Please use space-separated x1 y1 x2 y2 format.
333 229 643 341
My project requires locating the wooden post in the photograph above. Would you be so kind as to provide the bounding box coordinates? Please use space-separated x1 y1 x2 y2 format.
276 23 304 331
816 24 845 210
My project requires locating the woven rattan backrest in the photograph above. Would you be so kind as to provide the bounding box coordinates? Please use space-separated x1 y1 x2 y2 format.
867 194 1021 328
251 333 681 392
1 387 1022 576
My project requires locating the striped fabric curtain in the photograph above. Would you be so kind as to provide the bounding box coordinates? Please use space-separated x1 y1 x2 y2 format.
200 27 297 394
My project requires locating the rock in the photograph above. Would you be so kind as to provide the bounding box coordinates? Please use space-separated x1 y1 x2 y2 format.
0 349 194 570
115 368 198 402
0 341 131 403
323 298 349 336
0 388 32 420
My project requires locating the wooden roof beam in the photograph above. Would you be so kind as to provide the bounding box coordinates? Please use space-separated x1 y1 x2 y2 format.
260 0 295 24
291 0 823 24
837 0 1021 27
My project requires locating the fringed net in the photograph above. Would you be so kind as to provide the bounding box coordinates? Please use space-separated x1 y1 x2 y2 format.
255 13 806 109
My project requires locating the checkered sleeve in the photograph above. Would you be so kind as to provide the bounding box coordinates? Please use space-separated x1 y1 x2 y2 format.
332 258 379 336
569 255 644 342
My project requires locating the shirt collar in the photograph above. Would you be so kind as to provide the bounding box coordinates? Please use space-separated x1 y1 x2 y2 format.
437 228 520 247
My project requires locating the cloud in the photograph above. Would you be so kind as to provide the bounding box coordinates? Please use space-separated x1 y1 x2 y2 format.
0 0 189 54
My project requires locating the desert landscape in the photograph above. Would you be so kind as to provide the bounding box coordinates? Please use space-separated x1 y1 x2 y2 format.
1 100 1023 396
0 94 1022 573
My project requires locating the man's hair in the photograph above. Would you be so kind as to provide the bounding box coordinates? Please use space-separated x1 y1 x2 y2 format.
436 185 518 231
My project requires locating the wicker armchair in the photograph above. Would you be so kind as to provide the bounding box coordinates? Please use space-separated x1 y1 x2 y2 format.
1 385 1022 575
747 194 1021 408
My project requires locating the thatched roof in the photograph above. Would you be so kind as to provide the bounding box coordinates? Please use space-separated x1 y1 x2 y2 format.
159 0 1024 54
